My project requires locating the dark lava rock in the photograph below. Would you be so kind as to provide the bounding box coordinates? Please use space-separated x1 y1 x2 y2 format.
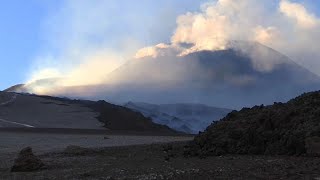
88 100 178 133
186 91 320 157
11 147 45 172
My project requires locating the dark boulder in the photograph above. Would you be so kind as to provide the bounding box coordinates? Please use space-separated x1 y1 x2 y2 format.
11 147 45 172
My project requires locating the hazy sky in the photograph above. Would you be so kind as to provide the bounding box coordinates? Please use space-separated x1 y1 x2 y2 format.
0 0 319 90
0 0 206 90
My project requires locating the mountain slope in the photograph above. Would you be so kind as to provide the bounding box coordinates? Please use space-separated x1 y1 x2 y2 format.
124 102 232 134
0 91 178 134
99 41 320 109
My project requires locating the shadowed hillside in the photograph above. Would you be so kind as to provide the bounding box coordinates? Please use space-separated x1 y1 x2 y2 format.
36 95 179 134
88 100 179 133
0 92 178 134
186 91 320 157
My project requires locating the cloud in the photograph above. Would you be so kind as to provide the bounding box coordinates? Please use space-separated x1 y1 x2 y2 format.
170 0 269 54
28 49 127 86
26 0 207 95
134 43 171 59
253 26 280 45
26 0 141 94
26 0 320 96
61 50 124 86
135 0 320 74
279 0 318 29
28 63 62 84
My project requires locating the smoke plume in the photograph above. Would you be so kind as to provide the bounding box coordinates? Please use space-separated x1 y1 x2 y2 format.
137 0 320 71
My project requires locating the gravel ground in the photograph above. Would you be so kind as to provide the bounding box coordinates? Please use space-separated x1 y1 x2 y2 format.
0 131 194 180
0 142 319 180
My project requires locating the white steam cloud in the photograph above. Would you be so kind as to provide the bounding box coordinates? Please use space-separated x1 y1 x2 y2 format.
28 0 130 86
279 0 319 29
136 0 320 72
26 0 320 95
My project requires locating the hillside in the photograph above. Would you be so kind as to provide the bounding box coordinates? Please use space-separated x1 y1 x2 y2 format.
186 91 320 157
0 92 178 134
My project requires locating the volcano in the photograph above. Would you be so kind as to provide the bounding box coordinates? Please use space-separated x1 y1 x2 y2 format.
7 41 320 109
94 41 320 109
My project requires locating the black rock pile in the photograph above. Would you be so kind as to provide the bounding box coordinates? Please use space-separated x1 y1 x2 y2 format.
11 147 45 172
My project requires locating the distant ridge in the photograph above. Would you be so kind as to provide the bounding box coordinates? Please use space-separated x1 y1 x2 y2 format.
4 84 25 92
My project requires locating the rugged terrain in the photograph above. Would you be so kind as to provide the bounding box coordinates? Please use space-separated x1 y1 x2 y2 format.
0 142 319 180
187 91 320 157
1 90 320 179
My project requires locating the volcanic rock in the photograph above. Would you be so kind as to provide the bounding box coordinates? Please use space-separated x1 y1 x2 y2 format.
186 91 320 157
11 147 45 172
305 136 320 157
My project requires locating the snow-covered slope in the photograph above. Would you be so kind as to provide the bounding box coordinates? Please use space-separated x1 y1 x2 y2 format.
124 102 232 134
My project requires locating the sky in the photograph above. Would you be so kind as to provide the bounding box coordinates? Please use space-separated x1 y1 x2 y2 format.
0 0 320 90
0 1 44 89
0 0 206 90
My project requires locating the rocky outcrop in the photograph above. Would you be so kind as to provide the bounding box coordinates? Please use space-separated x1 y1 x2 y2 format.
11 147 45 172
186 91 320 157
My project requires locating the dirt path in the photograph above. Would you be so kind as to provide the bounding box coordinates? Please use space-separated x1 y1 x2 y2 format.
0 119 35 128
0 93 17 106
